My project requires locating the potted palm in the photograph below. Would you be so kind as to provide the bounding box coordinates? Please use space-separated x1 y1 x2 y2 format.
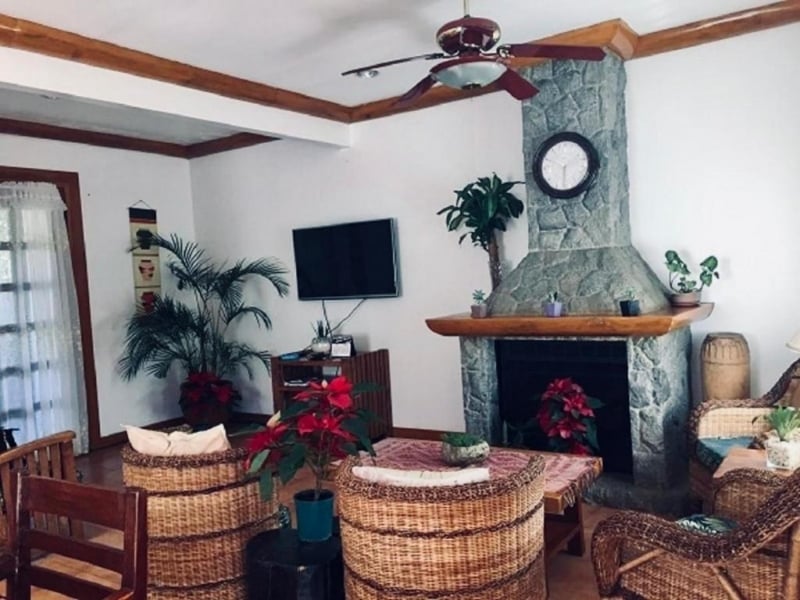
664 250 720 306
543 291 563 317
438 173 524 290
119 234 289 428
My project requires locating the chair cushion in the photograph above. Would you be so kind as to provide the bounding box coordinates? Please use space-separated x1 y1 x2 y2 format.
695 436 753 470
676 514 737 535
124 424 231 456
352 465 490 487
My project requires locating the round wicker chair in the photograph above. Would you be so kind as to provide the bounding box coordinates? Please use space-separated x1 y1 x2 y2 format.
335 454 546 600
592 466 800 599
121 444 279 599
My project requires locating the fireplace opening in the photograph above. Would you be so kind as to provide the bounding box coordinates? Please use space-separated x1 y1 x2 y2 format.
496 339 633 476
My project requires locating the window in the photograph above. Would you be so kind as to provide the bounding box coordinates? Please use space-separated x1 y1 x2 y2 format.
0 180 89 453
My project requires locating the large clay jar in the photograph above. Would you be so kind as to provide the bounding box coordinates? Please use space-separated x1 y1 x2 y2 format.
701 332 751 403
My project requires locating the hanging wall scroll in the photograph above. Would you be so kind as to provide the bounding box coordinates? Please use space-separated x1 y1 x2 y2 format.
128 204 160 313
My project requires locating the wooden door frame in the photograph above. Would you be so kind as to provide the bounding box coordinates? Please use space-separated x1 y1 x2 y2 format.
0 166 102 450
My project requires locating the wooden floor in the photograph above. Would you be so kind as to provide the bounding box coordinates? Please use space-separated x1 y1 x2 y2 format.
15 443 613 599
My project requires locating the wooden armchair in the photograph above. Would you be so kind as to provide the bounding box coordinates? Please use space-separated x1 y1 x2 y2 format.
0 430 80 590
688 358 800 504
8 474 148 600
592 466 800 599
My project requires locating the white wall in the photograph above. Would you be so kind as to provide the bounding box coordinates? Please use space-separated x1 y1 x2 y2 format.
190 93 527 430
0 135 195 437
627 23 800 398
192 23 800 430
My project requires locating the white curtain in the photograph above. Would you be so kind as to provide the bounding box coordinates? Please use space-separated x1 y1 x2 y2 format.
0 181 89 454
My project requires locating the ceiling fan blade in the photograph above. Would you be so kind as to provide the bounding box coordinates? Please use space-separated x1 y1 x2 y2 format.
496 69 539 100
393 75 437 108
499 43 606 61
342 53 447 77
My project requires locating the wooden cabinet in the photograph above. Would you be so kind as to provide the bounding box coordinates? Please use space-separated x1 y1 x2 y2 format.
270 349 393 441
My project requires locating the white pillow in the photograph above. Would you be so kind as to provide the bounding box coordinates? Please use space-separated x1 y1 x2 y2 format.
124 424 231 456
352 466 490 487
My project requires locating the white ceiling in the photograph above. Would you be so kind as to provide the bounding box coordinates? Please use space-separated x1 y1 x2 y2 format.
0 0 776 145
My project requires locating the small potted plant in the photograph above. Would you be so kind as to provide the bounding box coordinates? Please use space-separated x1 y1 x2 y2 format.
664 250 720 306
310 319 332 355
759 407 800 469
543 291 563 317
471 289 489 318
441 432 490 466
619 289 640 316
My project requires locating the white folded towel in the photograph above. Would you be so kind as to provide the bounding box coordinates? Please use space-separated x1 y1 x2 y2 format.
352 465 490 487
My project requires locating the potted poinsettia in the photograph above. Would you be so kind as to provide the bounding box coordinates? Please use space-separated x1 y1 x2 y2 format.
536 378 603 455
245 376 375 542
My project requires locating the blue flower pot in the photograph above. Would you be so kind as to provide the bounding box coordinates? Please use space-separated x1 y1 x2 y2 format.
294 489 334 542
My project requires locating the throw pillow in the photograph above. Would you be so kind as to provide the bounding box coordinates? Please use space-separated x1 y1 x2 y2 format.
675 514 737 536
352 465 490 487
124 424 231 456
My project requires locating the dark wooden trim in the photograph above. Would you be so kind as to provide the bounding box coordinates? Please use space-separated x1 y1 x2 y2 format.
93 417 185 449
0 13 351 123
633 1 800 59
0 118 187 157
184 133 276 158
391 427 448 441
0 166 101 450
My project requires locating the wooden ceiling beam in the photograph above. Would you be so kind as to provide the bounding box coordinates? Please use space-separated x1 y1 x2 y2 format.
0 117 188 157
0 13 352 123
633 1 800 59
0 117 277 158
0 3 798 128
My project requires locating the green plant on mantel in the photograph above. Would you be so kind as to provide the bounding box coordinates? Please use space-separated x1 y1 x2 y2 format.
664 250 720 293
472 289 487 305
438 173 524 291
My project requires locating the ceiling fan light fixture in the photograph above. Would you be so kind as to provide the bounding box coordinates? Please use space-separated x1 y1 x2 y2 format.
432 60 506 90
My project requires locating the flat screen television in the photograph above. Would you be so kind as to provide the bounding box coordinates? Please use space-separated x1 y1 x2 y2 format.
292 218 400 301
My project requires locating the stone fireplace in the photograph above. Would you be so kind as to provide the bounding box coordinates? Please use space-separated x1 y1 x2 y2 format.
426 55 709 513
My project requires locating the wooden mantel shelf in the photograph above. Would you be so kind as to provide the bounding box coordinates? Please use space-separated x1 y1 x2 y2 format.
426 303 714 338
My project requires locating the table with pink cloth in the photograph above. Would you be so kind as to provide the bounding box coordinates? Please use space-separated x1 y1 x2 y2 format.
369 437 602 513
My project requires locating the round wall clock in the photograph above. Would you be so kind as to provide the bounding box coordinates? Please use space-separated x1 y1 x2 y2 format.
532 132 599 199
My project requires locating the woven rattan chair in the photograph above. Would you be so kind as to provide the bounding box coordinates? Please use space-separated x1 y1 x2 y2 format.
121 444 279 600
592 465 800 599
336 455 547 600
689 358 800 506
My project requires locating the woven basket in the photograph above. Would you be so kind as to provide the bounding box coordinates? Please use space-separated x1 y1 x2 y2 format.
336 455 546 600
121 444 279 599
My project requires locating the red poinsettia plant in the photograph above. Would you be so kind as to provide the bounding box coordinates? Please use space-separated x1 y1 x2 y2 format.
179 371 241 424
536 377 602 456
245 375 374 500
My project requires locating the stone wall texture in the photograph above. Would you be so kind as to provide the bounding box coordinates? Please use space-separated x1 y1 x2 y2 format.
489 54 670 316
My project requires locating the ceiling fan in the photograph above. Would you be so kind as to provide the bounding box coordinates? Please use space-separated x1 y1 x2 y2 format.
342 0 606 107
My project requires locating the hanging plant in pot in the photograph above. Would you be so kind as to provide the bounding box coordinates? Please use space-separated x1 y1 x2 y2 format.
119 234 289 429
664 250 720 307
438 173 524 291
245 376 375 542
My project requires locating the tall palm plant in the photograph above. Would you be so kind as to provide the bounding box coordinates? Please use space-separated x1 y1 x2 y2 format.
438 173 524 290
119 235 289 419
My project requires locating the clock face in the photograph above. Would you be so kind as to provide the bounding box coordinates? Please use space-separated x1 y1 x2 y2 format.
540 141 590 191
532 132 599 199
